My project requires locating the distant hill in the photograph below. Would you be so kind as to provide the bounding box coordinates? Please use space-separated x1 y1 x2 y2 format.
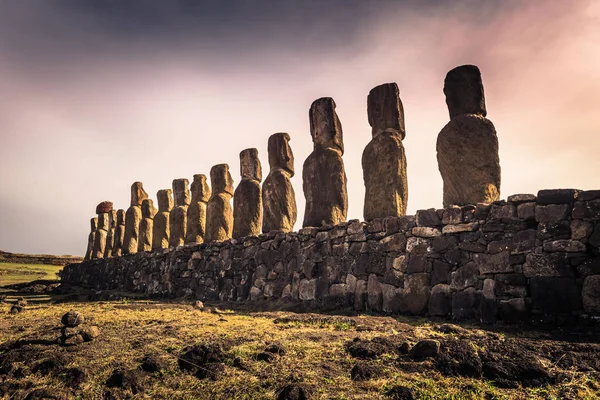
0 250 83 266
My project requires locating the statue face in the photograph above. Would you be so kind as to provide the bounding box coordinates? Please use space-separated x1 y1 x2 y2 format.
268 132 294 175
240 148 262 181
210 164 234 195
309 97 343 153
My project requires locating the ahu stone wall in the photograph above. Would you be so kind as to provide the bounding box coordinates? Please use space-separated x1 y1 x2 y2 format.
62 189 600 325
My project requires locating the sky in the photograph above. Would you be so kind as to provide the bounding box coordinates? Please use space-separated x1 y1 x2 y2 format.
1 0 599 256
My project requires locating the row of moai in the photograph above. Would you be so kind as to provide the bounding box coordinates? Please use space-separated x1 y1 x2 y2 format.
84 65 501 260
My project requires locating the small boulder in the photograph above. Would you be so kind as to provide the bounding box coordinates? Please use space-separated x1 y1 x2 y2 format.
105 369 143 393
409 339 440 360
265 342 286 355
61 311 85 328
256 352 275 362
81 326 100 342
63 334 84 346
384 385 414 400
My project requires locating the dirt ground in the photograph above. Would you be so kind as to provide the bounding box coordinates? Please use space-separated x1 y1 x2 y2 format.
1 281 599 400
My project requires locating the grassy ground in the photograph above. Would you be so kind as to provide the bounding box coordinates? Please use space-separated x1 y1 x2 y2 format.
1 294 599 400
0 263 62 286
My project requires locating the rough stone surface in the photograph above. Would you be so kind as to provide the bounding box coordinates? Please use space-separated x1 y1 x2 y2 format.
233 149 263 238
443 64 486 119
112 210 125 257
263 132 297 232
138 199 157 252
363 83 408 220
437 114 500 207
130 181 148 206
170 179 190 247
206 164 234 242
70 188 600 325
582 275 600 313
153 190 173 250
187 175 211 244
303 97 348 227
84 217 98 261
123 206 142 254
96 201 113 214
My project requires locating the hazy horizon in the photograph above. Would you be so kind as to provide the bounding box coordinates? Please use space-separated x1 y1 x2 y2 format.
1 0 599 256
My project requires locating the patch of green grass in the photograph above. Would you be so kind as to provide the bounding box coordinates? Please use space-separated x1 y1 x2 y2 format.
0 262 63 286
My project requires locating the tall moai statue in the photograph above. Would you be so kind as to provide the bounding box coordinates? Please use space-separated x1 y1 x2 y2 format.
303 97 348 227
92 201 113 259
233 149 263 238
84 217 98 261
362 83 408 221
262 132 297 232
138 199 157 252
152 189 173 250
113 209 126 256
123 182 148 254
436 65 500 207
205 164 234 242
186 175 211 244
169 179 190 247
104 209 117 258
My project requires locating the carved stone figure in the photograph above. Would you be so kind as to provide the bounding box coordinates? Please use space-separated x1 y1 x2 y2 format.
84 217 98 261
205 164 234 242
437 65 500 207
303 97 347 227
362 83 408 220
153 189 173 250
233 149 263 238
104 209 117 258
113 209 126 256
92 212 109 259
186 175 211 244
262 133 297 233
123 182 148 254
138 199 157 252
169 179 190 247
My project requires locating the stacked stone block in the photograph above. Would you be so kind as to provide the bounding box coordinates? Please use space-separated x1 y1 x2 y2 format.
65 188 600 325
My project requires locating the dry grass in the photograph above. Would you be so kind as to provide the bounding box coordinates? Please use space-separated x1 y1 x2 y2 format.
1 298 599 399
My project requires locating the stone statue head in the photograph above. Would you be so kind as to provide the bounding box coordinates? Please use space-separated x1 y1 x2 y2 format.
191 174 211 202
367 82 405 139
210 164 234 196
130 182 148 206
267 132 294 176
116 209 125 225
141 199 157 219
172 178 191 207
157 189 174 212
443 65 486 119
240 148 262 181
90 217 98 232
309 97 344 154
96 201 114 214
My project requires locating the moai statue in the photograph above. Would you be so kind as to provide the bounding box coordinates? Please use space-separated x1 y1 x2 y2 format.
138 199 157 252
113 209 126 256
152 189 173 250
186 175 211 244
104 209 117 258
92 212 110 259
169 179 190 247
437 65 500 206
84 217 98 261
123 182 148 254
262 132 297 233
362 83 408 221
233 149 262 238
205 164 234 242
303 97 347 227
